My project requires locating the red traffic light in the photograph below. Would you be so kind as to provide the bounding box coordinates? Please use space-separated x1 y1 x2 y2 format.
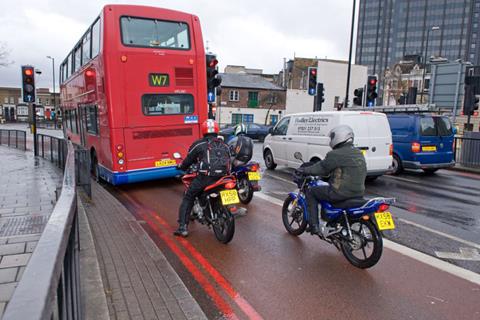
369 79 377 85
310 69 317 75
24 68 33 76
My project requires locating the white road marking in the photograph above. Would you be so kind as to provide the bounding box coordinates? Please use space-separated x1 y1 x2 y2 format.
257 191 480 285
383 175 421 184
262 172 296 186
398 218 480 250
435 248 480 261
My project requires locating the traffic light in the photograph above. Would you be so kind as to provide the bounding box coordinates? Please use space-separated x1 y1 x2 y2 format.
463 84 478 116
206 54 222 103
21 66 36 103
315 83 325 111
366 75 378 107
307 67 318 96
353 87 364 106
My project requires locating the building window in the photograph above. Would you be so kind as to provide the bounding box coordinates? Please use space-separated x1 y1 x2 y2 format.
9 97 14 104
248 91 258 107
231 113 254 124
3 97 7 104
270 114 278 125
229 90 239 101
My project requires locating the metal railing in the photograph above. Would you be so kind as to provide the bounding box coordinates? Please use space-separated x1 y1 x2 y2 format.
454 135 480 168
3 141 85 320
0 129 27 150
36 133 68 169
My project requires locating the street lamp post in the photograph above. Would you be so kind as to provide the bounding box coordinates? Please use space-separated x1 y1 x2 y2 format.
345 0 357 109
421 26 440 104
46 56 56 128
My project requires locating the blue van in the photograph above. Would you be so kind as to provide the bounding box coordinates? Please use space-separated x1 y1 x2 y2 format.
387 114 455 174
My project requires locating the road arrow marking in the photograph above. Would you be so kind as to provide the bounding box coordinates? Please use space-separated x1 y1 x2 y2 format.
435 248 480 261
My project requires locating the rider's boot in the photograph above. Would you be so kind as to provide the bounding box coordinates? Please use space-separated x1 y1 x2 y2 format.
173 224 189 237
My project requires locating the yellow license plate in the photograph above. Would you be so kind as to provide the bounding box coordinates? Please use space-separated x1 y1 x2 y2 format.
154 159 177 167
422 146 437 152
248 171 261 181
220 189 240 205
374 212 395 230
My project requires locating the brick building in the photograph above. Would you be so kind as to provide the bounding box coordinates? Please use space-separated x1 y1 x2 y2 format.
216 73 286 127
0 87 59 122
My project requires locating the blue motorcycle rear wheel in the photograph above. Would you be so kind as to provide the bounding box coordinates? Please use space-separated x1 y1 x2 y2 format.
340 220 383 269
282 195 307 236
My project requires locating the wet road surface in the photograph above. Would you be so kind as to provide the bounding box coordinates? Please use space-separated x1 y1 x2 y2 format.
108 143 480 319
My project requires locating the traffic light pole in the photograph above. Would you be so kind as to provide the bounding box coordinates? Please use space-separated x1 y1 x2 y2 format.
31 103 38 156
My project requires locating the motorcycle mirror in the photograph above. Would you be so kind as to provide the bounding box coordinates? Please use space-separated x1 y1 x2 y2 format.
173 152 182 159
294 152 303 161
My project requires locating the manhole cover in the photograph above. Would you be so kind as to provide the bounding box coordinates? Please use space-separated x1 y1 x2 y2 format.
0 215 49 237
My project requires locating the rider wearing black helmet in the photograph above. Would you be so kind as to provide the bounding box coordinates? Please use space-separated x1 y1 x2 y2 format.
297 125 367 235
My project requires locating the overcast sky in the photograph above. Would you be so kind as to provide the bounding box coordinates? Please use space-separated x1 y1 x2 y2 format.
0 0 356 91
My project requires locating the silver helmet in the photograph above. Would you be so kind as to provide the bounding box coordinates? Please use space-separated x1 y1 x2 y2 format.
328 125 354 149
234 123 248 136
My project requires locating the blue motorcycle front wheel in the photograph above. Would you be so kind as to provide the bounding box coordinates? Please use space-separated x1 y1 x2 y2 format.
282 195 308 236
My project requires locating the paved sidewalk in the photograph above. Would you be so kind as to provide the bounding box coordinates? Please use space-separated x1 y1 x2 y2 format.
81 182 207 320
0 146 62 317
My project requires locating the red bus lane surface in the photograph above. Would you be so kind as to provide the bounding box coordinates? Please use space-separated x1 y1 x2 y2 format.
114 180 480 320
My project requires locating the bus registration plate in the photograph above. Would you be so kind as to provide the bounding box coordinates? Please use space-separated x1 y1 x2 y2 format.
374 212 395 230
220 190 240 205
155 159 176 167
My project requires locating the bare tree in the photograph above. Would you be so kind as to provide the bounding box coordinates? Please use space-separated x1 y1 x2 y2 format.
0 42 14 67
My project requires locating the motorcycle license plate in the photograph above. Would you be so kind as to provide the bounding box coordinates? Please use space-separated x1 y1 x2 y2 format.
155 159 176 167
248 171 261 181
220 190 240 205
374 212 395 230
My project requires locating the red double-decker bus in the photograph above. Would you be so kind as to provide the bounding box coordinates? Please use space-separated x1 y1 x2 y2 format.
59 5 208 185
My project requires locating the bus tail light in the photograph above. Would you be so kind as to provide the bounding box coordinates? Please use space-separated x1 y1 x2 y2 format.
389 144 393 156
116 144 123 151
411 142 421 153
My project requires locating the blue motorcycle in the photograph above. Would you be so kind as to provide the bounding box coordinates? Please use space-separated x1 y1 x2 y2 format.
282 152 396 269
232 161 262 204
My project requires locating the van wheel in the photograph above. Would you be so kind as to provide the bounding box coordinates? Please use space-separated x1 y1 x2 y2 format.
264 149 277 170
423 168 438 174
391 154 403 175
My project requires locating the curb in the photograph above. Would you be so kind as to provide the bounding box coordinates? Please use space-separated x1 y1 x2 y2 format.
77 194 110 320
447 166 480 174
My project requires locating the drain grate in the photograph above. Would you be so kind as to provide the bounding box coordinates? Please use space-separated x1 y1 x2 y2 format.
0 215 49 237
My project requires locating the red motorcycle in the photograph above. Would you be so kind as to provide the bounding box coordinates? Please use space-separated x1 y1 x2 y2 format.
182 172 238 244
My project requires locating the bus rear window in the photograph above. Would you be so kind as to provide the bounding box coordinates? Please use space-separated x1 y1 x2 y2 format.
121 16 190 49
142 94 194 115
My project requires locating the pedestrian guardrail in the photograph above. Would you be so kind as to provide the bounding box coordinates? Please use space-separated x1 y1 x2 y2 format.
36 133 68 169
454 135 480 168
3 140 82 320
0 129 27 150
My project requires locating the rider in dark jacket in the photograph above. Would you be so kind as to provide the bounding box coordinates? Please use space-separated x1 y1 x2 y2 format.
299 125 367 235
174 119 228 237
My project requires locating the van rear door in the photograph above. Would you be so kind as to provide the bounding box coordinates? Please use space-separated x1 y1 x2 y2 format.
417 116 454 164
366 113 392 173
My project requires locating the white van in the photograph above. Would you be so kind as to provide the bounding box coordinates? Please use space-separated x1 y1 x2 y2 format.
263 111 393 178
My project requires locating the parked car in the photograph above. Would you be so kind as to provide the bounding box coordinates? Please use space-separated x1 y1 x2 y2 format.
386 113 455 174
220 123 273 141
263 111 393 179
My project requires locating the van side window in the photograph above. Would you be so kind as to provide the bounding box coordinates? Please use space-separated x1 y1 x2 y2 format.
273 117 290 135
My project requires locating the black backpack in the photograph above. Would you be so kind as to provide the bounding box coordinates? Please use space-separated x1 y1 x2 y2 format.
206 138 231 176
233 135 253 163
